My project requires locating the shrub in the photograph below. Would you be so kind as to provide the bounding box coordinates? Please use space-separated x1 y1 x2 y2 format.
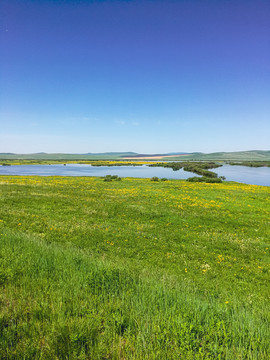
151 177 159 182
103 175 121 182
161 178 168 181
186 177 205 183
203 177 222 183
187 177 222 183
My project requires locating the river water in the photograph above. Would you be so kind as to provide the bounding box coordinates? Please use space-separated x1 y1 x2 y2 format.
0 164 269 186
215 164 270 187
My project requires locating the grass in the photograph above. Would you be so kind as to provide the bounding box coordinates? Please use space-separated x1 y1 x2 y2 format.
0 176 269 359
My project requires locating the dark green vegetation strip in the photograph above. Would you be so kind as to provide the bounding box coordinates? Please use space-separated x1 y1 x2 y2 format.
149 161 222 178
229 161 270 168
0 176 269 359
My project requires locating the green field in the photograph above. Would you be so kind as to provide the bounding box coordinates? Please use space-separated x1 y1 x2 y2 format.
0 176 269 359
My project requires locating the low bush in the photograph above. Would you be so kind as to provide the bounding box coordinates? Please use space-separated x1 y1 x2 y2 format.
187 176 222 183
104 175 121 182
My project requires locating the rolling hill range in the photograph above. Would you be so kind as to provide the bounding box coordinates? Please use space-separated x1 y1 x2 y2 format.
158 150 270 161
0 150 270 161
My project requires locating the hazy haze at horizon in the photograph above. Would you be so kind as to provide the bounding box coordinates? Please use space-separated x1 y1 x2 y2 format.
0 0 269 153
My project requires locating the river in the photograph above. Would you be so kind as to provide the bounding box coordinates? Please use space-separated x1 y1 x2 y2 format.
0 164 269 186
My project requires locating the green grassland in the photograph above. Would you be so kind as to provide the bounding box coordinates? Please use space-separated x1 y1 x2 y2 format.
0 176 269 359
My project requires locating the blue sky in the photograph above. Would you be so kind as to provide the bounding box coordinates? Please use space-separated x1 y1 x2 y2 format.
0 0 269 154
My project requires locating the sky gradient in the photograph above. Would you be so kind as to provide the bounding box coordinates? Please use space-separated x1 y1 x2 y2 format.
0 0 269 153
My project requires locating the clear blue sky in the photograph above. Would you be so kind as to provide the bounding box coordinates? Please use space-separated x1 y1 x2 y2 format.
0 0 269 154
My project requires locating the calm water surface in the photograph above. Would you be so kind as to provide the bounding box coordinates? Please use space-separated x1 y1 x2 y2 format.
215 165 270 187
0 164 269 186
0 164 196 180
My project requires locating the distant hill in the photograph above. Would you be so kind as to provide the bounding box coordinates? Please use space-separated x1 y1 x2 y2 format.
122 151 270 161
167 150 270 161
0 150 269 161
0 152 137 160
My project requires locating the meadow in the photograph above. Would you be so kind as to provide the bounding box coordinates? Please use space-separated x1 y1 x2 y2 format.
0 176 269 359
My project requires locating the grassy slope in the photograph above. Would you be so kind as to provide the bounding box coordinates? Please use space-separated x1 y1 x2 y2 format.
0 176 269 359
